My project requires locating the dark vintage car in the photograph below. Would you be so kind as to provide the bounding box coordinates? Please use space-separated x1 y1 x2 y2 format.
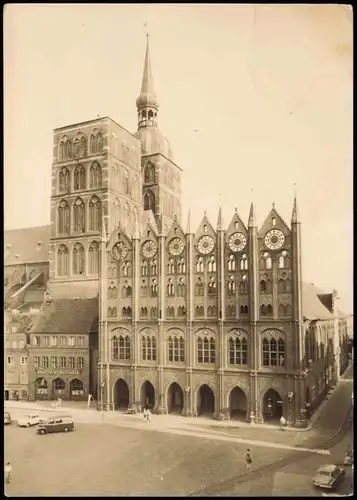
4 412 12 425
313 464 345 490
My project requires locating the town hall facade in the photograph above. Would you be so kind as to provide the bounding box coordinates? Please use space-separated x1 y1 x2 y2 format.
9 37 345 427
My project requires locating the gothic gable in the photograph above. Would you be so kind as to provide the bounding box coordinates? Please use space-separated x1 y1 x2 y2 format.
194 213 216 241
225 209 248 243
106 223 132 253
141 211 159 238
258 206 291 240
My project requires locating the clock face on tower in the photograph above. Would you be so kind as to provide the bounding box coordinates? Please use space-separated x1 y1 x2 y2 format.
112 242 128 261
142 240 157 258
264 229 285 250
168 237 184 256
197 235 215 255
228 232 247 252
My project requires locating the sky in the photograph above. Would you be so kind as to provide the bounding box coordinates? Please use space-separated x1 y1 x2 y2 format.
4 4 353 312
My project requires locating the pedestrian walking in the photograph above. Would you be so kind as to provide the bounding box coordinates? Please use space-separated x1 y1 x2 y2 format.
244 449 252 471
280 415 287 429
146 409 151 422
5 461 12 484
143 408 147 421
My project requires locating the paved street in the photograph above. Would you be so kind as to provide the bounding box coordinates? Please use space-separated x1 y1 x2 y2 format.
4 365 353 496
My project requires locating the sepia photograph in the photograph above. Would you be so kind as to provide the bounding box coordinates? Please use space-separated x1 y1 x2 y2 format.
4 3 353 497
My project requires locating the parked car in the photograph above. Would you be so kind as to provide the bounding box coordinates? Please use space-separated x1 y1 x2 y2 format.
313 464 345 490
17 414 41 427
37 415 74 435
4 412 12 425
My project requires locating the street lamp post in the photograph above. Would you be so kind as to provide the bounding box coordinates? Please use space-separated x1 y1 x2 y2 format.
100 381 105 421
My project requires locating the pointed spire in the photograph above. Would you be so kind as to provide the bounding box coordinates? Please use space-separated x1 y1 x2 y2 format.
186 209 191 234
217 206 223 230
248 201 256 228
291 196 300 223
133 213 140 240
136 35 159 113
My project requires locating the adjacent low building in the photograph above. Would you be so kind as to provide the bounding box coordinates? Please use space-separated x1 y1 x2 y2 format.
28 298 98 401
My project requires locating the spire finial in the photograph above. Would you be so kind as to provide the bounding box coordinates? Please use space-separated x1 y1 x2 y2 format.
217 206 223 231
204 210 207 217
235 207 238 213
291 188 300 224
133 212 140 239
272 202 275 210
248 188 256 228
136 35 159 121
186 209 191 234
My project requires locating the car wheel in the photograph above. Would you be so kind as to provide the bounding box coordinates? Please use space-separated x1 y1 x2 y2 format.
41 429 45 435
26 423 30 428
64 427 68 432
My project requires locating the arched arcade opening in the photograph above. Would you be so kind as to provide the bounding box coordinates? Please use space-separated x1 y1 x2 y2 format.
263 388 283 422
197 384 215 417
229 386 248 421
141 380 155 410
167 382 184 414
114 378 130 410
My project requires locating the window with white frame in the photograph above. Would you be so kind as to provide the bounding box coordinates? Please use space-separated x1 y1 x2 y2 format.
7 356 14 365
20 372 28 384
20 356 28 365
69 336 75 346
50 336 57 346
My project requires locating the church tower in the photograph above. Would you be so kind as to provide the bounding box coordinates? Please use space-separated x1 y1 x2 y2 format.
135 36 183 233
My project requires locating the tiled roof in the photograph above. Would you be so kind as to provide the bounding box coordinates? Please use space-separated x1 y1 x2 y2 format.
4 225 50 265
302 282 334 321
31 298 98 334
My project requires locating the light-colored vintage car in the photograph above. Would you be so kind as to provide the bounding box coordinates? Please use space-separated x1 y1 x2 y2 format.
17 413 41 427
313 464 345 490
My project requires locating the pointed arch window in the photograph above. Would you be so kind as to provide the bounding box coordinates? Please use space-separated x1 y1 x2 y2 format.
278 279 287 293
197 335 215 364
122 282 132 298
151 280 158 298
168 333 185 362
57 245 69 276
195 277 204 296
141 335 157 361
123 169 130 195
73 198 85 233
90 134 97 154
196 257 204 273
240 305 249 315
90 162 102 189
73 243 85 275
208 277 216 296
228 335 248 365
227 275 235 296
59 167 69 193
208 256 216 272
278 250 290 269
150 306 158 318
178 258 186 274
122 262 131 277
226 304 236 317
144 164 156 184
97 132 104 152
240 254 248 270
228 254 236 271
195 305 204 317
177 278 186 297
140 281 148 298
167 305 175 317
207 305 217 317
108 307 117 318
108 286 117 299
178 306 186 317
58 200 70 234
112 336 119 359
141 261 148 276
168 258 175 274
150 259 157 275
89 196 101 231
118 335 131 360
88 242 99 274
167 279 174 296
144 191 155 211
74 165 86 191
262 335 285 367
239 276 248 295
140 306 148 318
